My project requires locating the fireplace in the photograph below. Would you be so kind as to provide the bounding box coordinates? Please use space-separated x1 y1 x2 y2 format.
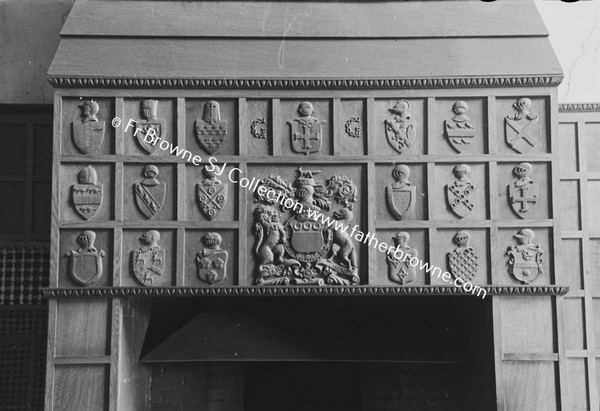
139 296 495 410
44 1 568 410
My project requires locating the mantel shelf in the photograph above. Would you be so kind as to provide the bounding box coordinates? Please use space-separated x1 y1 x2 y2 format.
43 285 569 298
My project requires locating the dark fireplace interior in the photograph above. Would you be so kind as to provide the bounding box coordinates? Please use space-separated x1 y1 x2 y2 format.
141 296 495 411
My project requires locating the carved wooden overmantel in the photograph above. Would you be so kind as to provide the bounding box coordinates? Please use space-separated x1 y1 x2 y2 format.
44 1 569 410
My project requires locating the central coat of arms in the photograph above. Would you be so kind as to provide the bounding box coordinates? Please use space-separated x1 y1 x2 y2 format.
386 164 415 220
252 168 359 286
132 230 165 286
445 164 476 218
384 100 416 154
195 101 227 154
72 100 105 155
386 232 418 285
133 165 166 219
505 97 540 154
197 165 227 220
71 164 103 220
288 101 324 155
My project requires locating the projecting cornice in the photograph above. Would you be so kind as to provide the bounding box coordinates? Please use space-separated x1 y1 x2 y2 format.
47 75 563 90
43 285 570 298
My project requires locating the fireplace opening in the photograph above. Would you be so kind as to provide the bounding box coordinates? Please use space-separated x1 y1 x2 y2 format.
142 296 495 410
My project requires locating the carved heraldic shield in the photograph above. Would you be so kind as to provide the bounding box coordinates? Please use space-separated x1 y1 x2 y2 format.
288 101 323 155
447 230 479 283
252 169 359 286
134 99 166 154
508 162 539 218
507 229 544 284
72 100 105 154
386 164 415 220
386 232 417 285
132 230 165 286
197 166 227 220
66 230 106 286
133 165 166 219
445 164 476 218
195 101 227 154
505 98 540 154
71 165 103 220
384 100 416 154
196 232 228 284
445 101 477 153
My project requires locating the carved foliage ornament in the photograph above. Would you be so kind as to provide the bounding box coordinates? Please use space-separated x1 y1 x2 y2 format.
195 101 228 154
197 165 227 220
288 101 324 155
508 162 538 218
445 100 476 153
445 164 476 218
447 230 478 283
71 165 103 220
71 100 105 155
134 99 166 154
506 228 544 284
252 168 359 286
386 232 417 285
133 165 166 219
386 164 415 221
132 230 165 286
66 230 106 286
196 232 228 285
505 97 540 154
384 100 416 154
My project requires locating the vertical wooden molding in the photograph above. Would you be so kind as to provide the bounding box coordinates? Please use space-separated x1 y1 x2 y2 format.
44 299 58 411
491 297 506 411
426 227 435 285
426 97 435 156
176 227 185 286
113 228 122 286
550 91 569 411
489 226 499 285
109 298 122 411
426 162 436 221
115 98 124 155
576 118 599 410
114 163 124 221
50 92 62 287
176 97 186 149
488 162 498 221
177 163 186 221
332 98 341 156
272 99 281 156
486 96 497 155
237 163 248 286
238 97 247 156
366 98 375 156
366 162 376 285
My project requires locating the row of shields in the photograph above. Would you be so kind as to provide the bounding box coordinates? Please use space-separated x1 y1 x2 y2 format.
72 97 541 156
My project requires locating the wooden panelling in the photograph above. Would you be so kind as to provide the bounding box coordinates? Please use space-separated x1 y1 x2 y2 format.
55 299 110 357
53 364 108 411
502 362 558 411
